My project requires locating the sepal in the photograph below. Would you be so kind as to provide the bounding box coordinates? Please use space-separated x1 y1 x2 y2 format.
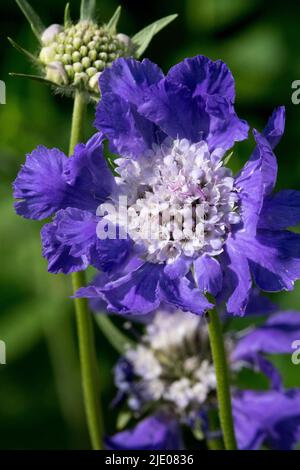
80 0 96 21
106 6 122 33
132 14 178 58
15 0 45 43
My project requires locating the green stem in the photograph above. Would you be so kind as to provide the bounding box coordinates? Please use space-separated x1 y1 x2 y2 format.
207 308 237 450
69 91 103 450
206 409 224 450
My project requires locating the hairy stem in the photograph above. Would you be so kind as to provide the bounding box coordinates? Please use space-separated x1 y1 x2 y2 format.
69 91 103 450
207 308 237 450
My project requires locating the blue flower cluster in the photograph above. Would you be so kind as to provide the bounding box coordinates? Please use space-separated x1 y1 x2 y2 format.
13 54 300 449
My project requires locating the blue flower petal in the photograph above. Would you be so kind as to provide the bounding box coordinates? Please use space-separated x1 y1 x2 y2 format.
14 134 114 220
233 389 300 450
105 414 183 450
95 58 165 158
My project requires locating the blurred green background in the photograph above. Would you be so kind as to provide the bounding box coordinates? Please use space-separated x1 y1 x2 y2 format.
1 0 300 449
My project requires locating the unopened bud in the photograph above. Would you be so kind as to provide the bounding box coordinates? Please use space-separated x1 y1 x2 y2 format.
41 24 63 46
89 72 101 93
39 45 56 64
46 61 68 86
38 21 134 95
74 72 88 86
116 33 134 54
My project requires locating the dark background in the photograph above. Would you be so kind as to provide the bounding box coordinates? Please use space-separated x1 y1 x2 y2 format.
1 0 300 449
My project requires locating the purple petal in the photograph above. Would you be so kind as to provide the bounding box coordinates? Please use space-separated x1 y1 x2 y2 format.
139 55 248 151
139 79 210 143
233 389 300 450
13 146 68 220
159 271 213 315
95 92 163 158
237 229 300 292
194 254 223 297
64 133 116 212
105 414 183 450
169 57 247 150
95 234 134 273
233 311 300 360
235 130 278 235
163 257 192 280
262 106 285 149
258 190 300 230
244 289 277 316
41 208 98 274
14 135 114 220
77 260 211 316
167 55 236 101
99 57 164 106
99 263 162 315
220 238 252 316
206 95 249 152
95 58 165 158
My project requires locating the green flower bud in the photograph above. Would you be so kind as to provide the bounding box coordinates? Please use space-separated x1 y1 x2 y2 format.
83 33 93 45
39 45 56 64
65 45 74 55
74 72 88 86
46 61 68 86
116 33 134 54
72 51 81 62
94 60 105 71
89 72 101 94
57 44 65 55
62 54 72 65
99 52 107 61
65 65 74 79
88 50 97 62
37 20 137 96
73 62 83 73
86 67 97 77
88 41 97 50
81 57 91 69
73 38 82 50
80 46 88 57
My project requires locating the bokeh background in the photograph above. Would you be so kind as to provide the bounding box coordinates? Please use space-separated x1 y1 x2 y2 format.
1 0 300 449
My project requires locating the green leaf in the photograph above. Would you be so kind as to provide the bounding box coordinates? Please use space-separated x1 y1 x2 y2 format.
106 6 122 33
64 3 72 27
15 0 45 43
7 37 40 64
94 314 135 355
132 14 178 58
80 0 96 21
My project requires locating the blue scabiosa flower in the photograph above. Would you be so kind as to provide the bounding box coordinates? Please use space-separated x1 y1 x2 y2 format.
13 55 300 316
105 303 300 450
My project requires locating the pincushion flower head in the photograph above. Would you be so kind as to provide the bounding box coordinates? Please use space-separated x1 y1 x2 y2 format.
10 0 177 98
105 302 300 450
13 54 300 317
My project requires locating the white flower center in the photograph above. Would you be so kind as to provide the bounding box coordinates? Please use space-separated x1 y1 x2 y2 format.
101 138 240 263
116 310 217 422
